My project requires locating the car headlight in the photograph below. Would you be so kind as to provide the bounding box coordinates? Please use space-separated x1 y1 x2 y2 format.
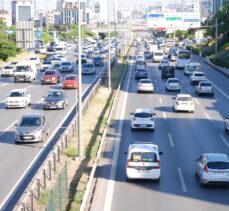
57 100 64 105
33 129 42 137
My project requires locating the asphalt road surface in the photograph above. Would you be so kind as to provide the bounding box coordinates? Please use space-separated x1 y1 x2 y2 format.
90 50 229 211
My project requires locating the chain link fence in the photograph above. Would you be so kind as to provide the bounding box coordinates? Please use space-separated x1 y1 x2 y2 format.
46 162 68 211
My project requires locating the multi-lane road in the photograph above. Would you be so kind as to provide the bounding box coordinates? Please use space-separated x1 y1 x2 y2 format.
0 49 108 208
90 49 229 211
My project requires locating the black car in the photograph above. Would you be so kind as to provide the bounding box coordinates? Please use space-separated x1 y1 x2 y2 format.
161 65 175 79
144 51 152 59
93 56 104 66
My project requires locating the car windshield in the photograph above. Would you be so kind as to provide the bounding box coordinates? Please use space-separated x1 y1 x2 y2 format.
195 73 205 77
168 79 179 83
135 112 152 118
83 64 94 68
65 76 77 80
10 91 24 97
44 71 55 75
155 53 163 56
163 66 174 73
136 69 146 73
19 117 41 127
207 162 229 170
16 66 30 72
200 82 212 87
130 152 157 162
129 56 136 60
136 61 145 65
30 58 37 60
161 61 168 63
47 91 64 98
140 80 151 84
177 97 192 101
62 62 71 65
43 61 51 65
53 58 60 61
4 66 13 69
187 67 196 71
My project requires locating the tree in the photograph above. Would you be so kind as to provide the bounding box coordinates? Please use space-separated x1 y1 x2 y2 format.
42 30 52 45
0 40 17 61
175 30 188 40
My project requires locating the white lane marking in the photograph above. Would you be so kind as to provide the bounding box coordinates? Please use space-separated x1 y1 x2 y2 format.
194 98 200 105
168 133 175 147
103 66 132 211
0 120 18 137
204 112 211 120
159 97 162 104
163 112 167 120
210 81 229 100
219 134 229 149
177 168 187 193
0 83 7 87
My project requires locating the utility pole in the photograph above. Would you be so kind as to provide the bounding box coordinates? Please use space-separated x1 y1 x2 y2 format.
108 0 111 90
114 0 118 65
215 18 218 55
77 0 83 158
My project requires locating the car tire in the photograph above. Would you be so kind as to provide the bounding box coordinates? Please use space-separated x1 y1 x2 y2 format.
199 178 205 187
154 178 160 183
126 177 131 182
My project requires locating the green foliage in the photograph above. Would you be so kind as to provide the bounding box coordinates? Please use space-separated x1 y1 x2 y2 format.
186 45 201 55
0 40 17 61
42 30 52 44
210 50 229 68
175 30 188 40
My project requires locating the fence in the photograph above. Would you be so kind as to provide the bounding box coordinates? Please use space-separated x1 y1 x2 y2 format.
46 162 68 211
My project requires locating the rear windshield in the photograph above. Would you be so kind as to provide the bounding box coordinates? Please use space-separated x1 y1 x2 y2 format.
4 66 13 69
130 152 157 162
195 73 205 77
129 56 136 60
177 97 192 101
140 80 151 84
65 76 77 80
163 66 174 73
154 53 163 56
83 64 94 68
134 112 152 118
44 71 55 75
62 62 71 65
200 82 212 87
168 79 179 83
207 162 229 170
136 69 146 73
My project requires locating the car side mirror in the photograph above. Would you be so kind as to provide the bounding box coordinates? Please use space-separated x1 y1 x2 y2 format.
159 151 163 155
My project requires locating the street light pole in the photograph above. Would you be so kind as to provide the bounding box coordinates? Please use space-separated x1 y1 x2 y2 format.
77 0 83 158
108 0 111 90
215 18 218 55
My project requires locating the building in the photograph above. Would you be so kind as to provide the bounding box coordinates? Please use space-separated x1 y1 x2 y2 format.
61 0 86 25
0 9 12 26
11 0 33 25
47 11 61 26
56 0 65 11
199 0 213 19
0 0 5 10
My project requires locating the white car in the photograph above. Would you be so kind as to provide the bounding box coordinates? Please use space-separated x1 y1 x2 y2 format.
165 78 181 91
173 94 195 113
137 79 154 93
126 142 162 181
136 55 145 62
159 60 170 69
127 55 136 64
225 117 229 132
1 65 15 77
5 89 31 108
190 71 206 85
195 153 229 186
29 57 40 65
184 63 199 75
131 108 156 130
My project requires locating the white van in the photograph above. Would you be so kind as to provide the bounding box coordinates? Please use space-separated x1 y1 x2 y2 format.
14 61 37 83
153 50 164 63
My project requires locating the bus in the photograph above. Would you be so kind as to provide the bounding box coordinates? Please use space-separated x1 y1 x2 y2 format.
175 50 191 69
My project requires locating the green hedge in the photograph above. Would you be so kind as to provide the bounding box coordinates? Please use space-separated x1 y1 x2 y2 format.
201 45 215 57
210 51 229 68
186 45 201 55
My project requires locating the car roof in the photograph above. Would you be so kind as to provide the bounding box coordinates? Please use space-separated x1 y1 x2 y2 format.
205 153 229 162
199 80 211 84
134 108 152 113
10 88 27 92
167 78 179 81
129 142 158 153
176 94 192 98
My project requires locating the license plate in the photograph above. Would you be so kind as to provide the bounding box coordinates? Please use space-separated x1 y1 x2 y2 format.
138 170 148 173
140 124 147 127
67 84 73 87
23 136 32 140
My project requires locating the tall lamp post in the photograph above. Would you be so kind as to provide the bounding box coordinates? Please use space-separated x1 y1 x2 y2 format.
77 0 83 158
215 18 218 55
108 0 111 90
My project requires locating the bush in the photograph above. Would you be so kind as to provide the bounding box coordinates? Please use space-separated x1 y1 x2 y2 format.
186 45 201 55
0 40 17 61
210 51 229 68
201 45 215 57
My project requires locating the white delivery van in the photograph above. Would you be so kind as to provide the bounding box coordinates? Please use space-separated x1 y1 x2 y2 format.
153 50 164 63
14 61 37 83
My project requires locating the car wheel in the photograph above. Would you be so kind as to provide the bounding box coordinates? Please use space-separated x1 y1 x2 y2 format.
199 178 205 187
154 178 160 183
126 177 131 182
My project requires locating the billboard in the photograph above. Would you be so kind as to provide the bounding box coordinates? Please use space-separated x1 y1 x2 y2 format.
147 12 200 29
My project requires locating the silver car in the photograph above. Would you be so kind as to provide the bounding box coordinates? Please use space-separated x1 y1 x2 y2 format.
195 153 229 186
137 79 154 93
82 63 96 75
165 78 181 91
196 80 214 96
60 61 73 73
15 113 49 143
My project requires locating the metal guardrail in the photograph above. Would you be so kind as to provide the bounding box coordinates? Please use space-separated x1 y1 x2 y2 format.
0 56 116 211
204 56 229 78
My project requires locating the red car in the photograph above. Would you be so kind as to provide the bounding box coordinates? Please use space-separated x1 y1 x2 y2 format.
41 70 60 85
62 74 79 89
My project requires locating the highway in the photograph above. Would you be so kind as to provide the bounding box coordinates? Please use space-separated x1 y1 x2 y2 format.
0 49 108 208
90 49 229 211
